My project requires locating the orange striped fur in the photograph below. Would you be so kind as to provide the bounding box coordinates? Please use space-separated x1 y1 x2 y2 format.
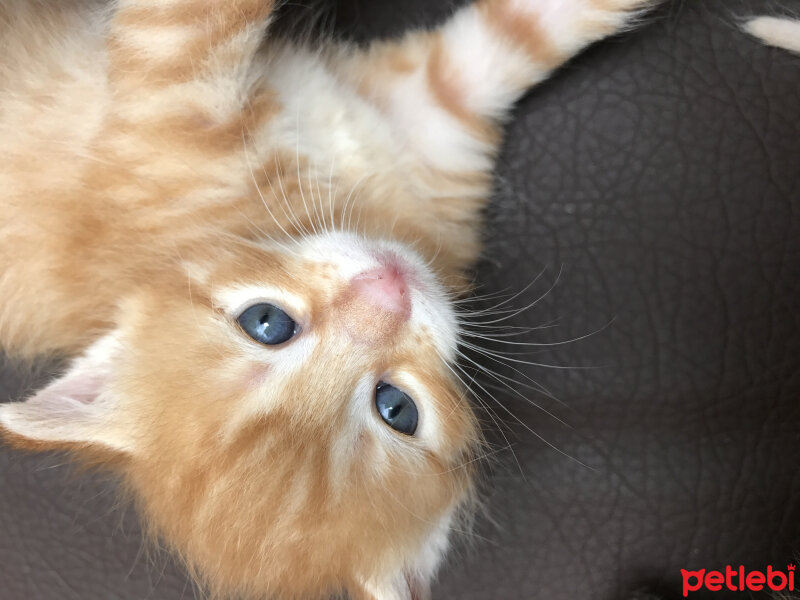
0 0 655 597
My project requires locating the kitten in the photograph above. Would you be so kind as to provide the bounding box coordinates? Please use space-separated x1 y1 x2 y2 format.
746 16 800 54
0 1 655 599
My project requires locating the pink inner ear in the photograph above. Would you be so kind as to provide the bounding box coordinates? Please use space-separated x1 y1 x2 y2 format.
0 333 128 450
61 372 105 404
31 368 106 410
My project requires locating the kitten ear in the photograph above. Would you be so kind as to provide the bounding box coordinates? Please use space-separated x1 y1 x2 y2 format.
0 333 134 454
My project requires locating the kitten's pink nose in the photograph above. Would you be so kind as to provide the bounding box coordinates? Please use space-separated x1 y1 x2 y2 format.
351 264 411 319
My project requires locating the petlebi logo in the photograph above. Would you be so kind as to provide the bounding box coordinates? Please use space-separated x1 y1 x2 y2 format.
681 564 796 596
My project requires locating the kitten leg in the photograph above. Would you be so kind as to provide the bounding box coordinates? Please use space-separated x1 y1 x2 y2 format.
745 17 800 54
333 0 656 175
107 0 277 125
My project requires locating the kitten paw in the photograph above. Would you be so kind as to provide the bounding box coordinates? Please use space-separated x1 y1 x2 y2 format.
745 16 800 55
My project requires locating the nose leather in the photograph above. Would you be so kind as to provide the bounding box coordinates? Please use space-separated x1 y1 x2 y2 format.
351 265 411 319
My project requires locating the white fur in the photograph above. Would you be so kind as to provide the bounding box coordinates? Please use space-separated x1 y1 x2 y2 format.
442 5 544 116
513 0 628 53
746 16 800 54
410 507 456 590
361 575 415 600
116 25 199 59
256 45 410 184
381 66 495 172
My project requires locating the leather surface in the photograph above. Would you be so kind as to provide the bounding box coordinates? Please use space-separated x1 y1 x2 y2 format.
2 1 800 598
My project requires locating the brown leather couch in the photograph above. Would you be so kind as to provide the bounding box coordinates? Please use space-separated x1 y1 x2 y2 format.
2 0 799 598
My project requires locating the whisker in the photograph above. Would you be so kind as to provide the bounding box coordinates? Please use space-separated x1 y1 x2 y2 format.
460 320 611 349
463 266 550 313
268 153 309 241
455 321 561 336
456 349 567 419
294 110 317 236
457 342 563 401
306 161 328 235
239 126 298 257
327 155 336 233
435 350 527 479
456 267 563 326
451 361 593 471
462 341 597 370
339 175 367 233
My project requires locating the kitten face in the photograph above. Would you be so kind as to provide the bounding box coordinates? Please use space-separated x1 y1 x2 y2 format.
1 231 478 599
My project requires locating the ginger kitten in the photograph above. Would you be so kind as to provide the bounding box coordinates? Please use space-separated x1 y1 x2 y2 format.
0 1 655 598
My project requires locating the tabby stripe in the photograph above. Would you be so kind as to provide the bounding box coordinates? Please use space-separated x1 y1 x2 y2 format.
478 0 562 70
110 25 265 85
109 0 274 101
115 0 273 35
426 37 501 144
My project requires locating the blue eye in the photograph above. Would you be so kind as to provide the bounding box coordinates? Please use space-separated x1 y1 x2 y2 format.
237 303 298 346
375 382 418 436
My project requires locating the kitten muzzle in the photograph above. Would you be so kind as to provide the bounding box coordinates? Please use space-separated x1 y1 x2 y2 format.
350 263 411 321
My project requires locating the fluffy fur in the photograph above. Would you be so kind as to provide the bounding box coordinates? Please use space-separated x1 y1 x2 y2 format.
0 1 654 598
745 16 800 54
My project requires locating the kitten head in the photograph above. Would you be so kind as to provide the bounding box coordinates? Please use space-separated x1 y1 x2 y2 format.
0 230 480 600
